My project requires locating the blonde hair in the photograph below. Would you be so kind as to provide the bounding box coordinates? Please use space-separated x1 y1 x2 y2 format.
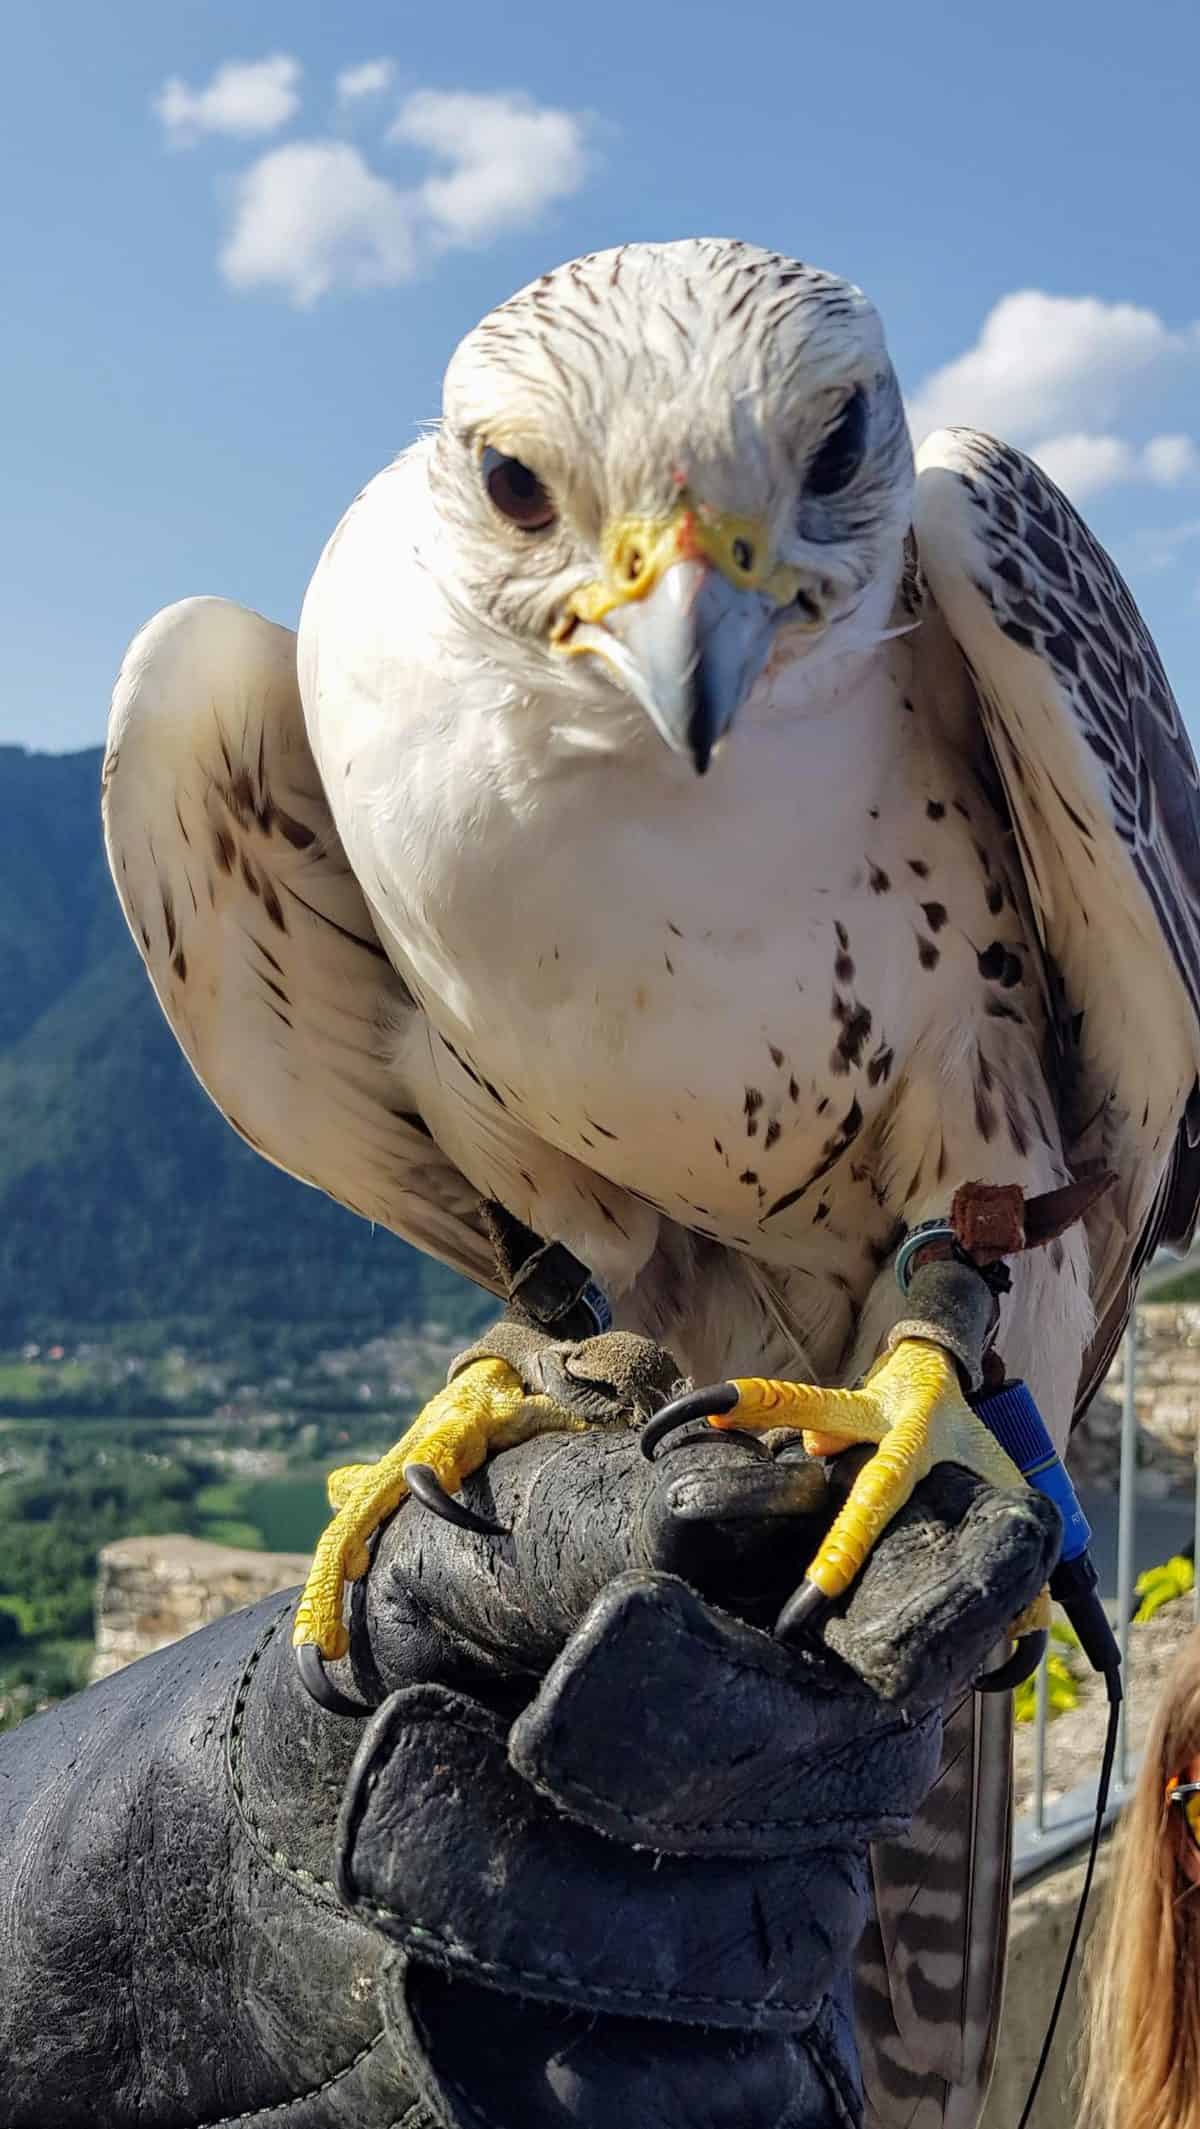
1081 1626 1200 2129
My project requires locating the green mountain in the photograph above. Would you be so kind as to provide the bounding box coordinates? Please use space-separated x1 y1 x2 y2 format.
0 745 487 1348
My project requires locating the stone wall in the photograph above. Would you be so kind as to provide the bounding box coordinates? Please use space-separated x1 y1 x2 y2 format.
91 1533 310 1680
1067 1301 1200 1491
980 1842 1112 2129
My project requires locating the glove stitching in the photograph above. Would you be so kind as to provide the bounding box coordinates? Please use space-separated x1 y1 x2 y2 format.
345 1701 823 2019
540 1777 920 1841
532 1720 925 1839
192 2029 392 2128
225 1600 342 1906
362 1916 822 2019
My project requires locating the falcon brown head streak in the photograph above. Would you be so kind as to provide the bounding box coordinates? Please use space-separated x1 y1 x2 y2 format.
434 239 914 774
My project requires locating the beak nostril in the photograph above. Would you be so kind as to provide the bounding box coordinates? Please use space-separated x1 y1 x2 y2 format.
732 537 754 574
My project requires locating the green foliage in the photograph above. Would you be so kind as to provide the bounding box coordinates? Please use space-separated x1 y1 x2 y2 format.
1143 1270 1200 1303
0 746 490 1347
0 1420 330 1722
1013 1619 1083 1724
0 1641 92 1733
0 1438 205 1640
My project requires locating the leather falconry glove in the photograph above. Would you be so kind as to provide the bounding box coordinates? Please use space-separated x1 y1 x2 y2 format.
0 1373 1059 2129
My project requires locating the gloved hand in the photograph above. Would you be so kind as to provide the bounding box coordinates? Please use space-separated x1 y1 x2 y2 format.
0 1414 1060 2129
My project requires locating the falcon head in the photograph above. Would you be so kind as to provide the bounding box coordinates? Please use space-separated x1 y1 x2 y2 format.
434 238 913 774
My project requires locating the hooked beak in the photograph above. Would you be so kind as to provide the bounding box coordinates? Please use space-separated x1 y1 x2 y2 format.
552 503 813 775
599 562 777 774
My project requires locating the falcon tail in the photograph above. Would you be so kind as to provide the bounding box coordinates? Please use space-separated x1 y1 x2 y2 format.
855 1689 1012 2128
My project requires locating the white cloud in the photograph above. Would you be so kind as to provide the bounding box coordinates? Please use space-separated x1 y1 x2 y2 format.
1026 433 1137 498
1026 432 1199 501
336 59 395 103
391 90 589 246
220 142 417 306
908 292 1194 443
215 87 591 305
1142 433 1200 485
909 290 1200 502
155 55 302 146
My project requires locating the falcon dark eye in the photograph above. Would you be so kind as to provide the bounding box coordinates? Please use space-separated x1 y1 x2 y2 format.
481 446 557 531
805 388 868 498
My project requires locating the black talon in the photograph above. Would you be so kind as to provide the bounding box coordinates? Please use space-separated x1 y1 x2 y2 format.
974 1627 1048 1694
405 1462 507 1537
773 1578 829 1643
641 1382 740 1459
295 1642 370 1718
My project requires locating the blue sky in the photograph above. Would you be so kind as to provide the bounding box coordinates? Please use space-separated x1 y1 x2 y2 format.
5 0 1199 752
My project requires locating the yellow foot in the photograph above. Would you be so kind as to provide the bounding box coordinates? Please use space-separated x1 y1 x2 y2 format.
292 1357 584 1659
710 1338 1025 1603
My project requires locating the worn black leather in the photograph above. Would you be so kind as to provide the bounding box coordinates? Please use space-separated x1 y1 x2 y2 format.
0 1423 1060 2129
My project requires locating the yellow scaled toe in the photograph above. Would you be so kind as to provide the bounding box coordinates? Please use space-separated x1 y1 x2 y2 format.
325 1463 373 1511
712 1339 1025 1602
292 1356 584 1660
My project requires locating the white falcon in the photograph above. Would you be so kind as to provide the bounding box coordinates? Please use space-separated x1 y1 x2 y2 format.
103 239 1200 2124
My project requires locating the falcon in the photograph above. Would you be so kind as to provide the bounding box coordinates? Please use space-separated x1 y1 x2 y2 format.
102 239 1200 2123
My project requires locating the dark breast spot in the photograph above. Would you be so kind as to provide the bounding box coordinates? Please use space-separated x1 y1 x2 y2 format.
917 935 940 970
977 941 1022 987
832 997 872 1072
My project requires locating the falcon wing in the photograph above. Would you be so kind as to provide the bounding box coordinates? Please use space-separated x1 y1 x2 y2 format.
102 597 498 1293
914 428 1200 1416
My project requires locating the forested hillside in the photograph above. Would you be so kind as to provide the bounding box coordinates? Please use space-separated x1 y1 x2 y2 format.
0 745 483 1346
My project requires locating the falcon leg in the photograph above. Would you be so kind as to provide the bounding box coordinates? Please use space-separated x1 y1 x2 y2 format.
292 1357 585 1661
648 1339 1025 1613
728 1342 1024 1599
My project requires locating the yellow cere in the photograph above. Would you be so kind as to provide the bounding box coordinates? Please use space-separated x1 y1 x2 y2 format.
556 500 804 637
